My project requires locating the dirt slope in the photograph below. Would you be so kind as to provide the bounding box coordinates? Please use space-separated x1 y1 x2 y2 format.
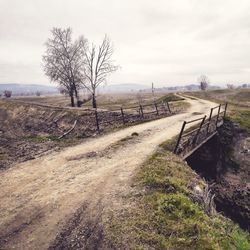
0 97 217 250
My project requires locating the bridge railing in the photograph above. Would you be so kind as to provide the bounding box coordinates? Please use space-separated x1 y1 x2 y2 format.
174 103 228 158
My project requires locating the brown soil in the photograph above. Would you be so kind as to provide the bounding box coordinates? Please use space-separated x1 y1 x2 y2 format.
186 120 250 231
0 97 217 250
213 122 250 231
0 99 179 170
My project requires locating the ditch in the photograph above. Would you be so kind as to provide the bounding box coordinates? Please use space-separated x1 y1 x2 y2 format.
186 119 250 231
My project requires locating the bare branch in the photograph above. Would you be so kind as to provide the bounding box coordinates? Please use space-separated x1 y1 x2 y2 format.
43 27 88 107
81 35 118 108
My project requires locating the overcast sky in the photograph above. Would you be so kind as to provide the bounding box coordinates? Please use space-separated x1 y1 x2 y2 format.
0 0 250 87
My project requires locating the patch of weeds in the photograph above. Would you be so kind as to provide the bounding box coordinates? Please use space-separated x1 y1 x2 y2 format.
157 94 184 103
0 153 7 160
232 229 250 250
25 135 60 143
160 135 178 152
229 108 250 131
106 149 250 250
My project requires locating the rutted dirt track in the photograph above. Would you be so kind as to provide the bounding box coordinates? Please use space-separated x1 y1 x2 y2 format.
0 98 216 250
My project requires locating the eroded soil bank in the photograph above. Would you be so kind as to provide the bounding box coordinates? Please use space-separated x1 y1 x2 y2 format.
0 99 184 171
186 119 250 231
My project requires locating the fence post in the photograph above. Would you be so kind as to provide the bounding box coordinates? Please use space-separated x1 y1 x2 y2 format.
95 109 100 132
140 105 144 119
206 108 213 134
120 107 125 124
193 115 206 144
174 121 186 154
216 104 221 128
166 102 172 114
162 101 167 113
224 103 228 118
154 102 159 115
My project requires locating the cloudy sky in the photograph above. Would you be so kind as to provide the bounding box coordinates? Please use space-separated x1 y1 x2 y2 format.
0 0 250 87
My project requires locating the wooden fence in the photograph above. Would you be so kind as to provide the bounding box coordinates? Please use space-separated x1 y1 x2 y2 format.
174 103 228 159
94 101 172 132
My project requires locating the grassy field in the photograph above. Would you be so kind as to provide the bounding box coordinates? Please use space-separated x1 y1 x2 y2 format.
11 92 175 110
186 88 250 131
0 93 187 170
106 148 250 249
104 88 250 249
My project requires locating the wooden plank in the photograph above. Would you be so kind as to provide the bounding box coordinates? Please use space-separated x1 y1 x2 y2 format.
182 131 218 159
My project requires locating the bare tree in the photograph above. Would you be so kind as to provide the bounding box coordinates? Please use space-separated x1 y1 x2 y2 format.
4 90 12 98
43 27 87 107
227 84 234 89
35 91 41 96
198 75 209 91
82 35 118 108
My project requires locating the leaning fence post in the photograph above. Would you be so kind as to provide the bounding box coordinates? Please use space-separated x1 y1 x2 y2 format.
166 101 172 114
154 102 159 115
224 103 228 118
216 104 221 128
140 104 144 119
193 115 206 144
206 108 213 134
95 108 100 132
174 121 186 154
120 107 125 124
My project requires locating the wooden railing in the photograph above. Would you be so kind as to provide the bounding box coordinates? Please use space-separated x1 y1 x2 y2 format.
174 103 228 159
94 101 173 132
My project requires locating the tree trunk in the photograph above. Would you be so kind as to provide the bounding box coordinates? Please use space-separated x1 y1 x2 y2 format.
92 93 97 109
70 93 75 107
74 88 80 107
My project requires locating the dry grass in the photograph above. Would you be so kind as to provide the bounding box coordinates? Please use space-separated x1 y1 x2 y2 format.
105 149 250 250
186 89 250 131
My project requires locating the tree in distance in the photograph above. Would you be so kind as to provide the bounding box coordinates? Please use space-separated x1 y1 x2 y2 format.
4 90 12 98
81 35 118 108
43 28 118 108
43 28 87 107
198 75 209 91
227 84 234 89
35 91 41 96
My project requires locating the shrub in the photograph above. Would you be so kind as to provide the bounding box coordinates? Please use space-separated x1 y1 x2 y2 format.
4 90 12 98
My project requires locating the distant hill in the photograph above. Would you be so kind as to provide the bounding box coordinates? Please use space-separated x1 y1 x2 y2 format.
101 83 150 93
0 84 58 96
0 83 150 95
0 82 224 96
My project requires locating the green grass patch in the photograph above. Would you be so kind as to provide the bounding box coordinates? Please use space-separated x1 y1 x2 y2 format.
229 108 250 131
106 149 250 249
25 135 61 142
186 89 250 132
231 91 250 102
0 153 7 160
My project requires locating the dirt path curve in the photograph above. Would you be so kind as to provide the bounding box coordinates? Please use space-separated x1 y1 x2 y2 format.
0 97 217 250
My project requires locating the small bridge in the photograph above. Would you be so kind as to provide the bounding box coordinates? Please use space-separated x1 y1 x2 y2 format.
174 103 228 159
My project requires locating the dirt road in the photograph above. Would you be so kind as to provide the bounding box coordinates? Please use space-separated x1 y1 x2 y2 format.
0 97 216 250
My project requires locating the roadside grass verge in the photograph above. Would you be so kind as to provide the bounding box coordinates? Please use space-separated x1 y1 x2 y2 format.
185 89 250 132
24 135 85 147
157 94 185 103
106 148 250 249
228 108 250 131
